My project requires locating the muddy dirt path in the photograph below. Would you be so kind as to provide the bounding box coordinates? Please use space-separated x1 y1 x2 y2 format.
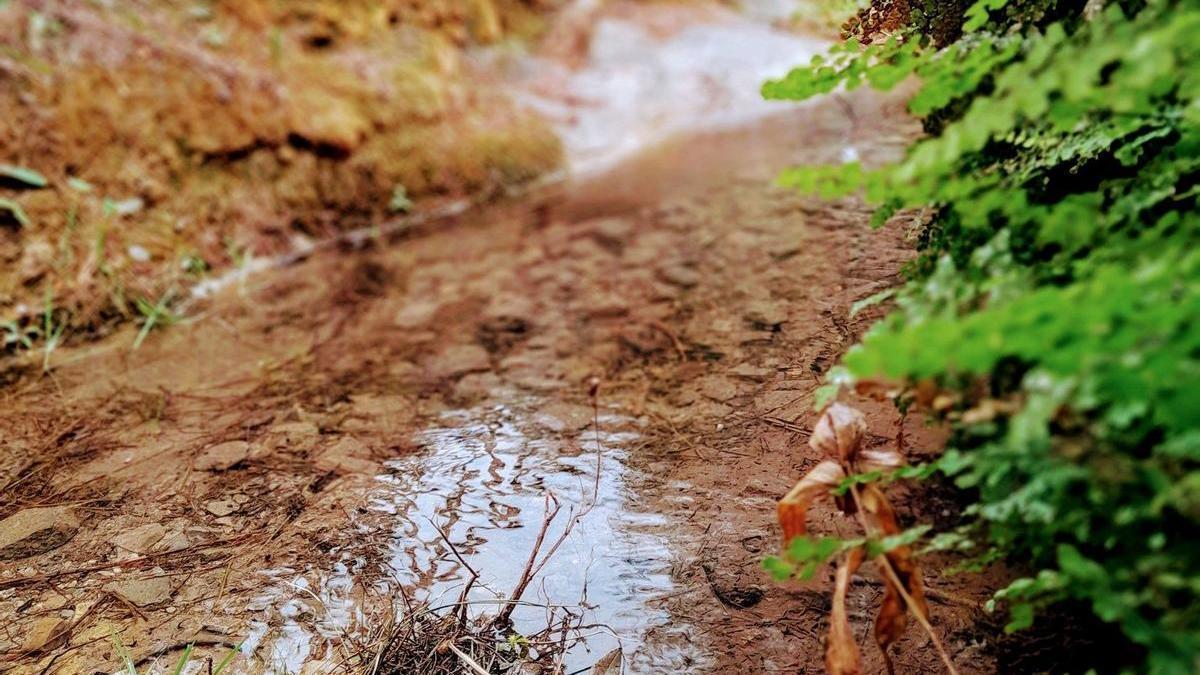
1 6 1002 675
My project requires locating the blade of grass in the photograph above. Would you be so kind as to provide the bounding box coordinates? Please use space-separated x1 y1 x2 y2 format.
109 629 137 675
212 640 244 675
132 289 177 350
170 642 194 675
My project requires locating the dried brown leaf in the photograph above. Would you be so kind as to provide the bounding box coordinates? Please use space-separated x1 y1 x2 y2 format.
860 485 930 670
856 447 905 473
826 547 865 675
874 573 906 675
853 377 899 400
777 460 845 543
591 647 623 675
809 403 867 463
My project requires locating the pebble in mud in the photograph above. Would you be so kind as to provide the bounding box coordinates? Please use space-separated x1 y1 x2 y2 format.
102 573 174 607
193 440 252 471
110 522 167 556
656 262 702 288
314 435 378 475
0 507 79 560
20 616 71 655
426 343 492 379
535 401 596 432
743 299 788 328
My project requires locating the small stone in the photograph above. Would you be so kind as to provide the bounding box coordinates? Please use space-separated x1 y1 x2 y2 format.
427 344 491 380
127 244 151 262
698 376 738 402
0 507 79 560
656 263 701 289
103 575 173 607
194 441 251 471
454 372 503 400
731 363 772 382
204 499 240 517
154 528 191 553
589 217 634 250
586 294 628 318
21 616 70 654
270 421 321 448
288 89 369 153
111 523 166 556
314 436 378 475
535 402 595 433
394 300 441 329
743 300 788 328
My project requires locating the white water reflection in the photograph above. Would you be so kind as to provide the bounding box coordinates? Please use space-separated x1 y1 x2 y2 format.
374 404 708 672
511 8 827 176
240 559 365 673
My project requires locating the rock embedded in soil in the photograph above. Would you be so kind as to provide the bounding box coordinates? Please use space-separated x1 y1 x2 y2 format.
204 498 240 518
0 506 79 560
20 616 71 654
194 440 252 471
103 574 174 607
589 217 635 251
314 435 378 475
743 299 788 328
110 522 167 556
535 402 596 433
394 299 442 329
268 420 321 451
656 262 702 288
427 343 492 379
699 376 739 402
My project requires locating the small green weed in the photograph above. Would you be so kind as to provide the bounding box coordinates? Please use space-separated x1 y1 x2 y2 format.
109 629 243 674
133 289 180 350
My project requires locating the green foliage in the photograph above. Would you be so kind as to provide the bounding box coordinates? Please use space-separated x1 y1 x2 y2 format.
108 629 242 674
388 184 413 213
0 163 47 188
764 535 860 581
768 0 1200 671
133 289 180 351
0 197 31 227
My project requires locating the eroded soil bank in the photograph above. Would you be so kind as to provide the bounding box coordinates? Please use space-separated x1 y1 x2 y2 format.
2 4 1009 674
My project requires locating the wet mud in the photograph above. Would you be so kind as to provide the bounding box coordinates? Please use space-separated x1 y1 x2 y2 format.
1 3 1006 674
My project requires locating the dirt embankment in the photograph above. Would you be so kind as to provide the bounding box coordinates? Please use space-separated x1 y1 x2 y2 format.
0 0 563 351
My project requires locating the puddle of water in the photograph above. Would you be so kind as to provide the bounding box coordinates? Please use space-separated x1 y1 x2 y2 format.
509 7 828 177
241 559 365 673
373 404 707 672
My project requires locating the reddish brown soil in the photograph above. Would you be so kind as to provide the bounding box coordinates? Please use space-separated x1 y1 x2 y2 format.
0 86 1007 674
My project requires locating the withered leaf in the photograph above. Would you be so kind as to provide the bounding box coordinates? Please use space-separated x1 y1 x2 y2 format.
778 460 845 543
826 547 865 675
874 573 905 675
857 447 905 473
809 403 867 463
860 485 931 669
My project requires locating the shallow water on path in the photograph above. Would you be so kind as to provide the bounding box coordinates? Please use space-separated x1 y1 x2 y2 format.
373 404 707 671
